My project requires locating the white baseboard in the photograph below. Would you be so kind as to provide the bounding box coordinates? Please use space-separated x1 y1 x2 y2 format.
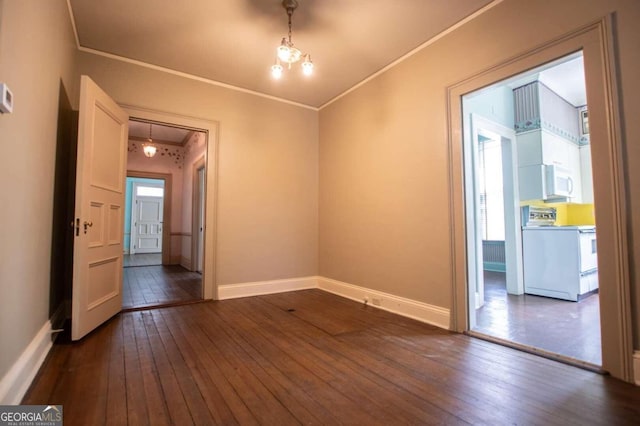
217 275 450 330
218 276 318 300
180 256 192 271
0 320 53 405
634 351 640 386
317 277 450 330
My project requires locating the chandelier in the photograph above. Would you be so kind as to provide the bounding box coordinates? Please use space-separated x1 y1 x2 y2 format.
142 123 157 158
271 0 313 79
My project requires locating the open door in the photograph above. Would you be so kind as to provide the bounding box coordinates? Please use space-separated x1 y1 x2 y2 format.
71 76 129 341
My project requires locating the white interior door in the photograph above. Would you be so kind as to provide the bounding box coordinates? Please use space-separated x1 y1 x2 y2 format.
131 188 164 254
72 75 128 341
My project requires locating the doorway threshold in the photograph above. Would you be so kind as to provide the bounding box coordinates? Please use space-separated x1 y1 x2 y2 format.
465 330 607 375
122 298 209 313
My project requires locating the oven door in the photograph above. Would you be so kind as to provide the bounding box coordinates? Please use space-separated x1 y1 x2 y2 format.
579 229 598 272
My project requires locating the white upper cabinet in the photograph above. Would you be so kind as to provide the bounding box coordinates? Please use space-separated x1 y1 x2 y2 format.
513 81 588 202
580 145 594 203
516 129 582 201
517 129 572 168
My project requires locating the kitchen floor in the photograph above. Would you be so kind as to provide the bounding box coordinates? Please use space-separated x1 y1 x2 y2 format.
473 271 601 365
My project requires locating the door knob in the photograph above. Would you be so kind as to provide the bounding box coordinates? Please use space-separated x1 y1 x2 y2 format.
83 220 93 234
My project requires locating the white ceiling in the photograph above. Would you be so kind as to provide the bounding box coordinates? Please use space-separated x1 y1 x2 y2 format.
538 56 586 106
507 54 587 106
68 0 495 108
129 120 193 145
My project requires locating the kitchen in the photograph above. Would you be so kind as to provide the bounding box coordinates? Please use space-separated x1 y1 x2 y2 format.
516 76 598 303
463 52 602 366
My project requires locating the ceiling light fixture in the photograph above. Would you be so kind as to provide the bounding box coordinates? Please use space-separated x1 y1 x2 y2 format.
271 0 313 79
142 123 157 158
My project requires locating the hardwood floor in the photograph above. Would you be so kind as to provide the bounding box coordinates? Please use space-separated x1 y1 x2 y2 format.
122 265 202 310
474 271 601 365
24 290 640 425
123 253 162 268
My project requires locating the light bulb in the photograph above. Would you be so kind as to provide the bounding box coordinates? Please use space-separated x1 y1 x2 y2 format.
302 55 313 76
143 143 157 158
277 39 291 62
271 63 283 79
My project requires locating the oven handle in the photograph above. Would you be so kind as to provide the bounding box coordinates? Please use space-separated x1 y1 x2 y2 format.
580 268 598 277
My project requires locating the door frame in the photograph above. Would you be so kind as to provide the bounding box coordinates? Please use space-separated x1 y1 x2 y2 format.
127 172 171 263
191 156 206 273
447 17 633 381
122 104 219 301
463 114 523 330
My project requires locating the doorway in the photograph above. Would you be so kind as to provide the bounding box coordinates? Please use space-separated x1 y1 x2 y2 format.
126 177 164 266
122 118 208 310
461 52 602 367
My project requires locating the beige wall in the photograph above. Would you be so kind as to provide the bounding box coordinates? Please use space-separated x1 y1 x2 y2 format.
76 52 319 286
0 0 78 379
319 0 640 343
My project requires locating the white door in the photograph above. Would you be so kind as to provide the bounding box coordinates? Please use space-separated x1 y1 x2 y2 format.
72 76 128 341
131 187 164 254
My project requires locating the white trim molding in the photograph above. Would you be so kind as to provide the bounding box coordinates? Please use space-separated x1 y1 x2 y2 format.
317 277 450 330
634 351 640 386
218 276 318 300
0 321 53 405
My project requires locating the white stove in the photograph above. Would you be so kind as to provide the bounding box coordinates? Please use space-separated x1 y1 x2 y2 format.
521 207 598 301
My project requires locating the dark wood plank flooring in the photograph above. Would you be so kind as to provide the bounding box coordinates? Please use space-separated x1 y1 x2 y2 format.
122 265 202 310
123 253 162 268
24 289 640 425
474 271 601 365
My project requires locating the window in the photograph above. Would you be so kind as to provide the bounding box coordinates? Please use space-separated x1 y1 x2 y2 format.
478 136 505 240
136 186 164 197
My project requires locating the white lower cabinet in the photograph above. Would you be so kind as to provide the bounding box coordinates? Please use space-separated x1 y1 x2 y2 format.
522 226 598 301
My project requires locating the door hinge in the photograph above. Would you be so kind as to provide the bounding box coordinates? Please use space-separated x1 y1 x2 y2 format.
72 218 80 236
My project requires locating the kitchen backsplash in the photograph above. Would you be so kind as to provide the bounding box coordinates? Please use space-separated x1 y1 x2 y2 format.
523 201 595 226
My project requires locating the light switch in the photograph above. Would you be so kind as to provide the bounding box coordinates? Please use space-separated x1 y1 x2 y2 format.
0 83 14 114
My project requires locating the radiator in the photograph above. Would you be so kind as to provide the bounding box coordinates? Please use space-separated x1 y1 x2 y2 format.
483 240 505 272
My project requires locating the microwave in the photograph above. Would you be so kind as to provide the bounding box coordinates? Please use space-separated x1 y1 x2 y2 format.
545 165 574 198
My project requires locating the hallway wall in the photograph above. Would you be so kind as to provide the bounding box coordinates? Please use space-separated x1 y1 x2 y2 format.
0 0 78 383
